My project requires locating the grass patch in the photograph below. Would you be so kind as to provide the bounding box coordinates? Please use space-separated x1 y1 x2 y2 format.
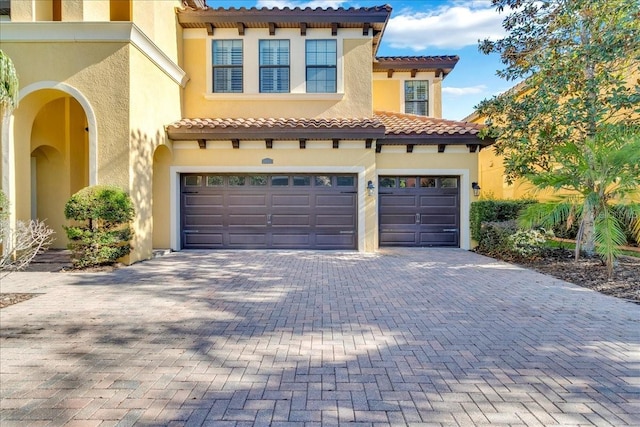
548 238 640 258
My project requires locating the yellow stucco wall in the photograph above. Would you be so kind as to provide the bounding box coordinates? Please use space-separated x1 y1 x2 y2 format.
182 28 373 118
372 70 442 118
132 0 182 65
129 46 182 261
1 41 131 236
372 79 400 113
1 14 185 260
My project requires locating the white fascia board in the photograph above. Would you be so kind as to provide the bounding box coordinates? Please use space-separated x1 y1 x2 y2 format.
0 22 188 87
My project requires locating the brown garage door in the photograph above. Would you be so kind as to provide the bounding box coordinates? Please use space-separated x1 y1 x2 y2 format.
379 176 459 247
181 174 357 249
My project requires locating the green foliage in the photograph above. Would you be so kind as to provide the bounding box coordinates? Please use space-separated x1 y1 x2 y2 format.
478 0 640 183
0 190 8 225
476 220 518 257
470 199 535 241
478 0 640 274
508 228 553 257
0 49 19 113
64 185 135 268
521 125 640 275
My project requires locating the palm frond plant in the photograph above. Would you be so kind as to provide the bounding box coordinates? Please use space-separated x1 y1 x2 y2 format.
519 124 640 277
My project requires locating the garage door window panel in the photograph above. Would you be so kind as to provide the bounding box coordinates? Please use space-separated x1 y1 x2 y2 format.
315 176 332 187
293 176 311 186
206 175 224 186
250 175 267 186
337 176 355 187
184 175 202 187
271 176 289 186
228 176 246 186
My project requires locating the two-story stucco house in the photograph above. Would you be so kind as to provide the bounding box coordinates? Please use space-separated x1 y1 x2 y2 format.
0 0 490 263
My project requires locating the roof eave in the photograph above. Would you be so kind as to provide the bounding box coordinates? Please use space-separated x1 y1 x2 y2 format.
380 135 493 146
167 127 386 141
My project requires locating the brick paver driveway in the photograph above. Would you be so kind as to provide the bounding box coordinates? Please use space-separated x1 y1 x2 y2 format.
1 249 639 426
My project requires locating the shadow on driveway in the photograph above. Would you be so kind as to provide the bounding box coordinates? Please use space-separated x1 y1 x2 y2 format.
1 249 638 425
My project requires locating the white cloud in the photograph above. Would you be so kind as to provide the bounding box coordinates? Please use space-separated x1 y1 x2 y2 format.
385 1 505 51
442 84 487 96
256 0 347 8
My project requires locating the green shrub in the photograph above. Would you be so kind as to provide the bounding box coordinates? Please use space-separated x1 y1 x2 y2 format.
508 228 554 257
64 185 134 268
470 199 535 241
476 220 518 256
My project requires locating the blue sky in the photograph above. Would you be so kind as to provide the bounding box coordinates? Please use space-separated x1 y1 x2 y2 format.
206 0 516 120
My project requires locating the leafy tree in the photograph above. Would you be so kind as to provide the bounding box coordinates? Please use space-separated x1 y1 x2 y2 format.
477 0 640 256
518 125 640 276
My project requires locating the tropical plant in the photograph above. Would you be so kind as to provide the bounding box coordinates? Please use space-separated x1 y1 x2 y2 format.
518 125 640 277
64 185 135 268
477 0 640 256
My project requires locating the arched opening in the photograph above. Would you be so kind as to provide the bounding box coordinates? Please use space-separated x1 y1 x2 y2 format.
152 144 172 248
6 89 90 249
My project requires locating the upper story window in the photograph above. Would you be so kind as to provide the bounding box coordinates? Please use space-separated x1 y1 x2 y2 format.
212 40 243 93
405 80 428 115
306 40 337 93
259 40 290 93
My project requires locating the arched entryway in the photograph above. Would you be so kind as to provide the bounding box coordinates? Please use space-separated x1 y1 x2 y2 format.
4 83 96 248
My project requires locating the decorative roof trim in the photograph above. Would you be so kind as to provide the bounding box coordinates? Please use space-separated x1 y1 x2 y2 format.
166 117 386 141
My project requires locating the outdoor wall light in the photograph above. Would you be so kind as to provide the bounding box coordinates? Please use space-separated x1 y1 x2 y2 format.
472 182 481 197
367 180 376 196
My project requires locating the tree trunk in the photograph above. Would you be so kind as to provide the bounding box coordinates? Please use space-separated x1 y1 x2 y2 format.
581 207 596 256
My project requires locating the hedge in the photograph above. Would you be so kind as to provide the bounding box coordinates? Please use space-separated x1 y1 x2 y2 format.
470 199 535 241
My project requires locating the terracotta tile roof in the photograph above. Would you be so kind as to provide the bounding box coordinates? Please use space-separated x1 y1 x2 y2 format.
166 113 491 145
374 111 489 144
166 117 385 141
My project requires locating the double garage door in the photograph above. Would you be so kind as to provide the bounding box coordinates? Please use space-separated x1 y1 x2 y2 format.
180 173 460 249
181 173 357 249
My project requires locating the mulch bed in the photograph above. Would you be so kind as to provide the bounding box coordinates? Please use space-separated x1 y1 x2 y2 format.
486 248 640 303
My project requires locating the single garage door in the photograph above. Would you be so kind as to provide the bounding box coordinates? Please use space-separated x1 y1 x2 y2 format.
379 176 459 247
181 173 357 249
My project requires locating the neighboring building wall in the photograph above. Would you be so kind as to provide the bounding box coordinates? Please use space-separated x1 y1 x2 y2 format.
182 28 373 118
